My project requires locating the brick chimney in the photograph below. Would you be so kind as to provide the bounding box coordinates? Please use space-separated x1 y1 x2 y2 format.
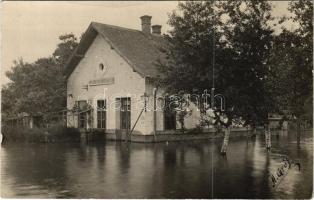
152 25 162 35
140 15 152 34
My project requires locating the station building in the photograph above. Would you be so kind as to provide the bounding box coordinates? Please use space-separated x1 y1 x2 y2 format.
65 15 200 136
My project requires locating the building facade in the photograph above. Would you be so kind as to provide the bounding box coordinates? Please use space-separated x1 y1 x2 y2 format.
65 16 200 135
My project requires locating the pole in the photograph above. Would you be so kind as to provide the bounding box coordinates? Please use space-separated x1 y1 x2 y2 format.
129 108 144 135
211 87 215 109
153 88 157 142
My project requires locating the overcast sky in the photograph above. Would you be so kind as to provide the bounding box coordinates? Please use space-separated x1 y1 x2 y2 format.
1 1 295 86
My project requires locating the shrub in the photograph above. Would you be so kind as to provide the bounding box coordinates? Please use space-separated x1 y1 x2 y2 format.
46 124 80 142
2 124 80 143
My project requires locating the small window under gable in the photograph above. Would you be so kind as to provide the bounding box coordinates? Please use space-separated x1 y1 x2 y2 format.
99 63 104 71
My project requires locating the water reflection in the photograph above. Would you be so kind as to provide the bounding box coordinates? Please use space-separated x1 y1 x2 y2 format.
1 130 312 198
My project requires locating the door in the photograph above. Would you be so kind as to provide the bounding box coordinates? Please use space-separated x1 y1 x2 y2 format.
120 98 131 130
97 100 106 129
77 100 87 128
79 112 87 128
164 111 176 130
164 98 176 130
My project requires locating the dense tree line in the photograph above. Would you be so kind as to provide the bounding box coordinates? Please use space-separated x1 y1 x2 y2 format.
267 0 312 122
159 0 312 129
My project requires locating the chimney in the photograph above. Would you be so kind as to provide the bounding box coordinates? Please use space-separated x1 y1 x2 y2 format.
140 15 152 34
152 25 162 35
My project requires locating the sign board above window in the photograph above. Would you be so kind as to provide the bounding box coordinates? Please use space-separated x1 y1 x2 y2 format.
82 85 88 90
89 77 115 86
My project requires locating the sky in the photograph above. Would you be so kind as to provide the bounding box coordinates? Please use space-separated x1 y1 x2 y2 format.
1 1 295 86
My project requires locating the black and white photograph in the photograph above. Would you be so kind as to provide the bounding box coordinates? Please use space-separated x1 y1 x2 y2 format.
1 1 313 199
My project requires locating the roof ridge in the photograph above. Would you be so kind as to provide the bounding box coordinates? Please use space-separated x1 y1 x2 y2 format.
91 21 165 39
91 21 141 33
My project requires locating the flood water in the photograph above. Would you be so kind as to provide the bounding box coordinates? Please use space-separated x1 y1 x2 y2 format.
1 130 313 199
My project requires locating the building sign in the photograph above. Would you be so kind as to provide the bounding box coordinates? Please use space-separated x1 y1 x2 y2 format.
82 84 88 90
89 77 115 86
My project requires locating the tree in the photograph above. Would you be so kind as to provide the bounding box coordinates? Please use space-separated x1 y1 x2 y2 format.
53 33 78 67
4 58 65 116
217 0 275 127
1 84 17 119
160 1 218 94
159 1 276 154
160 0 275 128
267 0 313 124
288 0 312 123
158 1 221 133
1 33 78 120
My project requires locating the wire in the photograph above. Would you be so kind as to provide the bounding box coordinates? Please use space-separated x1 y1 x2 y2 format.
212 26 215 89
212 0 215 89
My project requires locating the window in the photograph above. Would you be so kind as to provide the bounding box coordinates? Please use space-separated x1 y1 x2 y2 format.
79 112 87 128
99 63 104 70
121 98 131 111
77 101 87 128
97 100 106 129
77 100 88 110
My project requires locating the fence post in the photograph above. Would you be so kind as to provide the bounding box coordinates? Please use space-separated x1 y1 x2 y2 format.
265 125 271 149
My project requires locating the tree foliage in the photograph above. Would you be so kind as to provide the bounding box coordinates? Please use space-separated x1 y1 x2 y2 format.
218 0 275 126
160 0 275 127
53 33 78 67
267 0 313 122
2 34 78 119
3 58 64 117
160 1 218 94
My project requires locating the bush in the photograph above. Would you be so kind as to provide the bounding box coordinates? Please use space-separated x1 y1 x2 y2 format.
46 124 80 142
186 125 204 134
2 124 80 143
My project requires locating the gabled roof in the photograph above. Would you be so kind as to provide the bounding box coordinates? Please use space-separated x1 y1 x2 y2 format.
64 22 169 79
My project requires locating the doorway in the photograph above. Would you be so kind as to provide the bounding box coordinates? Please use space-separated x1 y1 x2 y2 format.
120 97 131 130
77 100 88 128
164 98 176 130
97 100 106 129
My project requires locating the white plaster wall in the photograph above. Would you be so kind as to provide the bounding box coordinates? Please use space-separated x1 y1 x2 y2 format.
67 34 147 134
144 80 165 134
